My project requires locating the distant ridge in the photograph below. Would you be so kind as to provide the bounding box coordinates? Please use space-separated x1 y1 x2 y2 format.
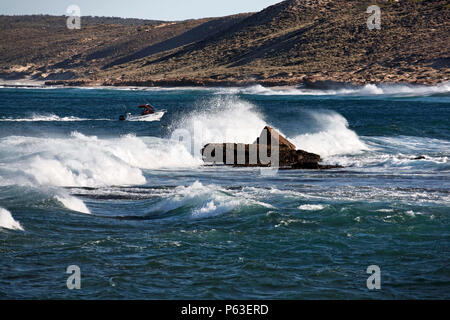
1 0 449 87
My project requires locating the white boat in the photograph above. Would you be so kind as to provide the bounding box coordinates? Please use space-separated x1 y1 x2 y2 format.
125 110 166 122
119 104 166 122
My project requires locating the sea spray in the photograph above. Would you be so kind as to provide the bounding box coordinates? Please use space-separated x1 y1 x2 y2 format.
171 96 368 159
290 111 368 157
171 96 269 157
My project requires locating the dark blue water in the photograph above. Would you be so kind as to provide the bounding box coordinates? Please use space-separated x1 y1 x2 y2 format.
0 84 449 299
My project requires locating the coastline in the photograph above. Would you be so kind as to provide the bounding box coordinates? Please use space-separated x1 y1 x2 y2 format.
44 74 450 89
106 72 449 88
1 76 449 91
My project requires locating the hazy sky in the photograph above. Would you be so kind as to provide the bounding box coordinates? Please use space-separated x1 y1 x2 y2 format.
0 0 282 20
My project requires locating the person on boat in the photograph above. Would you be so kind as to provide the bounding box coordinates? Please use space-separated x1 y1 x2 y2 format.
139 104 155 115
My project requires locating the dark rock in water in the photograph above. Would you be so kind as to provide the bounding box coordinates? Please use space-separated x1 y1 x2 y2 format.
254 126 297 150
413 155 426 160
201 127 342 170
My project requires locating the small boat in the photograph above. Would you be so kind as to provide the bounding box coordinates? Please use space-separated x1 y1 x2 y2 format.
119 104 166 122
138 104 155 116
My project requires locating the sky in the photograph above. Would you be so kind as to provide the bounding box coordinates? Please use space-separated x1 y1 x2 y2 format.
0 0 282 21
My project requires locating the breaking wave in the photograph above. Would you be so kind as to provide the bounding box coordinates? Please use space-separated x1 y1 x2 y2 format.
171 96 268 157
290 111 368 157
324 135 450 171
217 82 450 97
172 96 366 158
0 132 200 188
55 194 91 214
151 181 274 219
0 96 369 195
0 207 24 231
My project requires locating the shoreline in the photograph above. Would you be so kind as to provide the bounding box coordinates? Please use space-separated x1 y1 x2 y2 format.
1 77 448 91
49 77 448 89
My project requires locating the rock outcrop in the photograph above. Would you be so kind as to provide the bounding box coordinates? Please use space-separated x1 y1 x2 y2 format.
201 126 341 169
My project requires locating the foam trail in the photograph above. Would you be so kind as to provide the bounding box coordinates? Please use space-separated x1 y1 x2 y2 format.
290 111 368 157
55 195 91 214
0 114 109 122
0 208 24 231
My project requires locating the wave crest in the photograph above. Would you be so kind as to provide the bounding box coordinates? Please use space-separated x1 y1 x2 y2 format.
290 111 368 157
216 82 450 97
0 207 24 231
0 133 200 188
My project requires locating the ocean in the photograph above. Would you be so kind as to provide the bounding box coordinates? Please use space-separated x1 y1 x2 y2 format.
0 83 449 299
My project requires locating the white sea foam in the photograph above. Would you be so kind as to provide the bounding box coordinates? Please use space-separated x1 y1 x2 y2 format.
0 114 109 122
240 184 450 207
192 200 242 218
356 82 450 96
171 96 271 160
290 111 368 157
405 210 425 217
173 96 366 158
367 136 450 153
152 181 273 218
0 208 24 231
3 82 448 97
323 135 450 170
0 98 368 191
55 194 91 214
298 204 326 211
0 111 165 123
0 132 201 188
173 96 268 156
216 82 450 97
324 153 449 171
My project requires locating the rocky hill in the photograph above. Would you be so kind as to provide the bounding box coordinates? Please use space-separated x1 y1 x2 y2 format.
1 0 449 87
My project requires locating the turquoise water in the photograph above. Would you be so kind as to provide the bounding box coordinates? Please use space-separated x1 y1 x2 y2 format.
0 84 449 299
